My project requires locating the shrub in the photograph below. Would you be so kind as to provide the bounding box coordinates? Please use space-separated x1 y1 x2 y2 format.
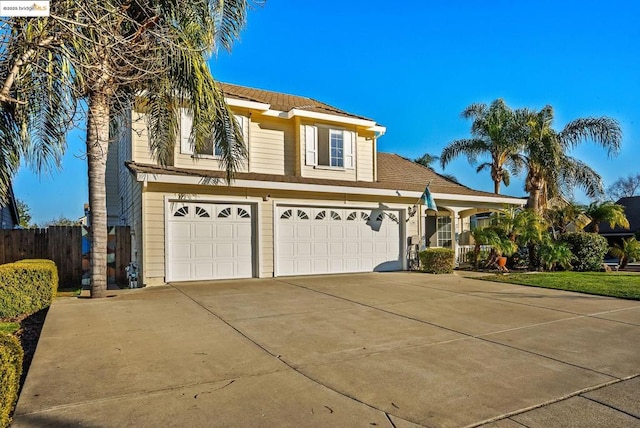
539 241 573 271
0 259 58 318
560 232 608 272
420 248 455 274
0 334 23 428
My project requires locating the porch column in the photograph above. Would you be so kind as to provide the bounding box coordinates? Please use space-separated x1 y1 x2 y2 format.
451 209 460 265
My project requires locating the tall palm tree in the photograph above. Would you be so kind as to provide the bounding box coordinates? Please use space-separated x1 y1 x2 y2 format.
0 0 255 297
514 106 622 212
440 99 522 194
585 201 629 234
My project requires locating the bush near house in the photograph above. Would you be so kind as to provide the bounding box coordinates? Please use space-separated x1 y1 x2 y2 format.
420 248 455 274
0 334 23 428
0 259 59 318
560 232 608 272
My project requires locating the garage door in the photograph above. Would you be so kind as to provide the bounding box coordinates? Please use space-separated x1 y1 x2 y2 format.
276 206 402 276
167 202 253 281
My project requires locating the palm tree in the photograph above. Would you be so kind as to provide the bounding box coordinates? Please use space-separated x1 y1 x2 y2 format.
414 152 458 183
610 237 640 269
440 99 522 194
0 0 254 297
544 201 589 236
585 201 629 234
514 106 622 212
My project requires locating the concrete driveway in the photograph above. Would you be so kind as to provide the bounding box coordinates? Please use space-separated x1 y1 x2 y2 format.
13 272 640 427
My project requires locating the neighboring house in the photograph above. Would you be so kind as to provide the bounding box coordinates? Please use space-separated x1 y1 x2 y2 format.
107 83 524 286
0 184 20 229
596 196 640 244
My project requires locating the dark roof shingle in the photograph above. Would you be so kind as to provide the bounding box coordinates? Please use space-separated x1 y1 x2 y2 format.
128 153 516 200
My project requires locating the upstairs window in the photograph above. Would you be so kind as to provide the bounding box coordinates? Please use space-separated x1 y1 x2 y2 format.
180 111 245 157
305 125 354 169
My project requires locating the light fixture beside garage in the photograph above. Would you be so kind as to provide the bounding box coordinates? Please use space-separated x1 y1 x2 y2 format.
263 194 270 201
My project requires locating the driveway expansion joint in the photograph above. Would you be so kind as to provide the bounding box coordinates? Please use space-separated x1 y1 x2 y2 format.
467 374 640 427
170 283 426 428
277 278 623 380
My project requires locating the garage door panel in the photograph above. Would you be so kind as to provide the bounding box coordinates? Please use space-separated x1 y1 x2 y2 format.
172 243 192 258
194 243 213 258
329 225 343 239
172 263 191 281
313 242 328 256
279 242 294 257
167 203 253 281
216 224 233 239
296 242 312 256
236 242 252 258
216 262 234 278
170 223 192 240
297 225 312 239
194 223 214 239
329 242 343 255
236 224 252 239
194 263 213 279
313 225 328 239
215 242 234 258
296 259 312 274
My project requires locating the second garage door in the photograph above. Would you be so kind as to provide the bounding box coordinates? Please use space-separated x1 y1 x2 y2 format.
276 206 402 276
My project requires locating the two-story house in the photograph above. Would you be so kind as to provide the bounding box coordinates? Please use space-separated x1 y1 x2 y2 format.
107 83 524 286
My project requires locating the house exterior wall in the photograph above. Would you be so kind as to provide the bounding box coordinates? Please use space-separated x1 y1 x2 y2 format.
129 108 376 185
139 182 419 285
106 135 121 227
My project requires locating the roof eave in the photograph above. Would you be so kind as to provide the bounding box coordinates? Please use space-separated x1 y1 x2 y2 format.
133 170 524 206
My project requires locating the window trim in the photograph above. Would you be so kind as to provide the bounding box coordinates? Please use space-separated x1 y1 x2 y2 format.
436 215 452 248
305 124 355 170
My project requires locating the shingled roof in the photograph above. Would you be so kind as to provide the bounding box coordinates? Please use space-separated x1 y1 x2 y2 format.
219 82 373 122
127 153 516 200
597 196 640 236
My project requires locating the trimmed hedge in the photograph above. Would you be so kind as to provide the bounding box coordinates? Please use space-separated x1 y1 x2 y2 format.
560 232 609 272
420 248 455 274
0 259 58 318
0 334 23 428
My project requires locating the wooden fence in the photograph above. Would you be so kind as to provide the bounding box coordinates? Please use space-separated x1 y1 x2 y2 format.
0 226 131 287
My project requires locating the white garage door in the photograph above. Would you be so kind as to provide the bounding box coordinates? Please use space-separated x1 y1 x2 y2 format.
167 202 253 281
276 206 402 276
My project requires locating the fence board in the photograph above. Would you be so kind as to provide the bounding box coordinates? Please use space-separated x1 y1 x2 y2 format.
0 226 131 288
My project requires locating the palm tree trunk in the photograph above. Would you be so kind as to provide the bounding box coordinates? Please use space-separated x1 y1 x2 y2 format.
528 189 541 213
86 92 110 298
494 180 501 194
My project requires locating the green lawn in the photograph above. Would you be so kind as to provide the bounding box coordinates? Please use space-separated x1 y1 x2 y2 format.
0 322 20 334
482 272 640 300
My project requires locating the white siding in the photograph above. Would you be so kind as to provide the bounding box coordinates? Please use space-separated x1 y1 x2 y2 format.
356 134 374 182
131 112 155 164
249 117 292 175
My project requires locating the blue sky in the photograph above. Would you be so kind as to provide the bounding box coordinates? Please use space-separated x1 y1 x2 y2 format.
15 0 639 225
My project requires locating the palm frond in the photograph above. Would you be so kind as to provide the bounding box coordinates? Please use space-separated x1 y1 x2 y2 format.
440 138 487 168
559 117 622 156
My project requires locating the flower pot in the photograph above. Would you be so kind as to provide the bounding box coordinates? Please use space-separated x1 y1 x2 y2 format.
497 256 508 268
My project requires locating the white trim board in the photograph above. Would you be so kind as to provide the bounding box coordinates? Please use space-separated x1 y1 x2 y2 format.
137 172 526 206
